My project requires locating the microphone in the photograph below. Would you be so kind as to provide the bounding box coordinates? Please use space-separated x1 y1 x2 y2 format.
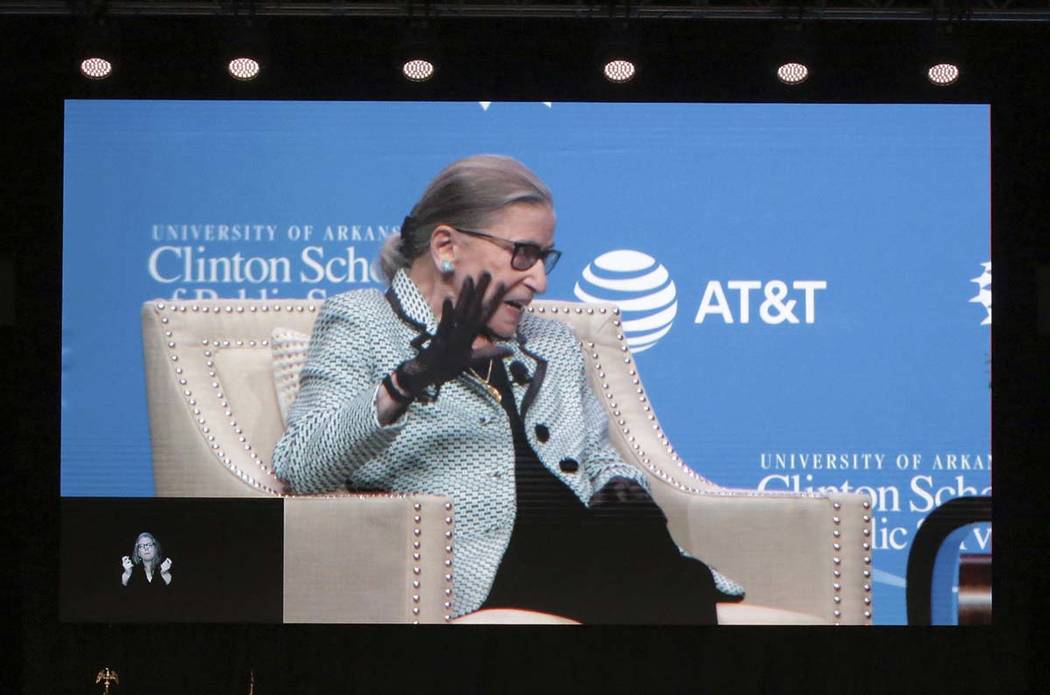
509 360 532 385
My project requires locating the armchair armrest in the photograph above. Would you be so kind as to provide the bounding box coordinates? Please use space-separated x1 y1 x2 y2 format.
283 494 455 624
654 486 873 625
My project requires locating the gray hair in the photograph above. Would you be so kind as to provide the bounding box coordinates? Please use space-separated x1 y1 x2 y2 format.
379 155 554 282
131 532 164 567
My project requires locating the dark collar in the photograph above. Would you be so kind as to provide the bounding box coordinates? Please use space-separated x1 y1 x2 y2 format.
384 269 438 335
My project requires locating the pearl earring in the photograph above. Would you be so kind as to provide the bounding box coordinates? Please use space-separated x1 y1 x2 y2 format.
440 260 455 273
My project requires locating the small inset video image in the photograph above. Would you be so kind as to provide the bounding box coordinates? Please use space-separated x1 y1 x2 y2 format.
60 498 283 622
120 531 173 594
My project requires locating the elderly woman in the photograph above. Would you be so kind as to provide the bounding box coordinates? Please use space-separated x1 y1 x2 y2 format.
273 155 737 623
121 532 173 589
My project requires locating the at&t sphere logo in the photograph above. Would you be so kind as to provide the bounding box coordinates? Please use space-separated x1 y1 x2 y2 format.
573 250 677 353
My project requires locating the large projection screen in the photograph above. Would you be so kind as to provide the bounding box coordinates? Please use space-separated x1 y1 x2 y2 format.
61 100 990 625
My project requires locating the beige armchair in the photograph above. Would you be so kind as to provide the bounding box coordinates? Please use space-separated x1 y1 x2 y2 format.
142 297 874 625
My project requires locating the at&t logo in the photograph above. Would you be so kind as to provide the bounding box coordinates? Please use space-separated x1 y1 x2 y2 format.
573 250 678 353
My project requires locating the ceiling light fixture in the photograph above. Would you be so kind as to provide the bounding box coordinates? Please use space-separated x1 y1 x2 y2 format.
776 62 810 85
223 17 269 83
927 62 960 86
79 57 113 80
228 57 261 81
603 59 636 83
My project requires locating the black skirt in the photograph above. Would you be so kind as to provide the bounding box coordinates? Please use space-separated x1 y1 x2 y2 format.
478 359 718 625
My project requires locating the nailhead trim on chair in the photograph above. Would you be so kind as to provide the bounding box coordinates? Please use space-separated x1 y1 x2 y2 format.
532 300 876 626
862 509 874 620
200 343 284 477
407 499 456 624
529 304 713 493
444 500 454 622
862 499 873 623
411 502 422 622
154 302 282 495
528 302 822 500
832 505 842 622
830 499 873 625
153 301 335 496
832 501 841 624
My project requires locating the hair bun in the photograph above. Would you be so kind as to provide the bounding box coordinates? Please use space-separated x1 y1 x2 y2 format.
399 215 416 258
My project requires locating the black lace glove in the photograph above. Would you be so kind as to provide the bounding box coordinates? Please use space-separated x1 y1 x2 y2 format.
589 477 653 507
589 477 667 523
394 272 510 399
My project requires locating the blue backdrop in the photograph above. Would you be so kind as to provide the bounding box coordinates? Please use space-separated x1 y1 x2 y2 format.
63 100 991 624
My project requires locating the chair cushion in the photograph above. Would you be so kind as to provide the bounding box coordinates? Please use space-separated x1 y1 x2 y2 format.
271 327 310 425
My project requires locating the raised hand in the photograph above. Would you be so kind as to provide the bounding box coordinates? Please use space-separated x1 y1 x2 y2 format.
395 272 510 399
160 558 173 574
120 555 133 586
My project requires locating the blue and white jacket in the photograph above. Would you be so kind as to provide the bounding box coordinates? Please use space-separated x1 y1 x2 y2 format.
272 269 649 617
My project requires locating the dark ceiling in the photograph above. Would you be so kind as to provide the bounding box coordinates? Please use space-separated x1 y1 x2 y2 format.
3 0 1050 22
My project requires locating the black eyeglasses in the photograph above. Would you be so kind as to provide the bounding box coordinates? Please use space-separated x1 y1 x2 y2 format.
450 226 562 274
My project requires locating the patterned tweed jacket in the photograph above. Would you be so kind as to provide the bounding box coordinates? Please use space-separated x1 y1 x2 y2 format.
272 269 650 617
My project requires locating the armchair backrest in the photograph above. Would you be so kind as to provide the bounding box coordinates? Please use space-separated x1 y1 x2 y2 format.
141 297 711 497
142 300 319 496
520 301 720 496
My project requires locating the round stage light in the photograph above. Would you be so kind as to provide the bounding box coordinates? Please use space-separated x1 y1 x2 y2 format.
603 59 636 83
927 63 960 86
228 57 261 81
80 57 113 80
402 59 435 82
777 62 809 85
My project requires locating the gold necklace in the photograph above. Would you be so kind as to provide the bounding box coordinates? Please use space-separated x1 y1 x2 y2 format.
468 359 501 401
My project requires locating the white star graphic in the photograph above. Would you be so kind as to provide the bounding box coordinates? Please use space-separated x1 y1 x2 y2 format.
477 102 553 110
969 261 991 326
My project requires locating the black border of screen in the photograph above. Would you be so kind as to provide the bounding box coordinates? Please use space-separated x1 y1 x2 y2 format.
5 15 1047 694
